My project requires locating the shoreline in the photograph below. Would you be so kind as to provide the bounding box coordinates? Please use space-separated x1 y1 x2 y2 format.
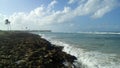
0 31 77 68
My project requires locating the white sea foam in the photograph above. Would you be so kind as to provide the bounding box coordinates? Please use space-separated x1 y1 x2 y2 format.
51 40 120 68
39 33 120 68
78 32 120 35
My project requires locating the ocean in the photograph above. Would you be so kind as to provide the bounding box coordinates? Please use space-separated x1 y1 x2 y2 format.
32 32 120 68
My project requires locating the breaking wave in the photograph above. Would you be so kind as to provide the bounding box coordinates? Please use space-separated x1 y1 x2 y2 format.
51 40 120 68
39 33 120 68
78 32 120 35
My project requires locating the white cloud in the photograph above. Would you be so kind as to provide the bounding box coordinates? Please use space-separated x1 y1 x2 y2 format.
48 0 57 8
73 0 118 18
68 0 75 4
0 14 7 30
68 0 86 4
0 0 119 30
47 0 57 12
91 0 118 18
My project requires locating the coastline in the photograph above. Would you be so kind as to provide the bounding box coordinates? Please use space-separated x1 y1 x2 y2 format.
0 31 77 68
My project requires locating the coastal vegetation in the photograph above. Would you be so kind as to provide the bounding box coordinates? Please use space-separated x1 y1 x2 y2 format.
5 19 11 31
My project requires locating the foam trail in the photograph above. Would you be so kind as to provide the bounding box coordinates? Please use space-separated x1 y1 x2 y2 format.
78 32 120 35
51 40 120 68
39 33 120 68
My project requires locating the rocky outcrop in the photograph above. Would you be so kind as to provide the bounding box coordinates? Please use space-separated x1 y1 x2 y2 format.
0 32 77 68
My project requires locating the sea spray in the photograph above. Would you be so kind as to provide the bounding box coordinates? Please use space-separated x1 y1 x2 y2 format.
51 40 120 68
38 32 120 68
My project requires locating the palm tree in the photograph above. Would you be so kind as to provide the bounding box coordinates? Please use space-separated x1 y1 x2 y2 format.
5 19 11 31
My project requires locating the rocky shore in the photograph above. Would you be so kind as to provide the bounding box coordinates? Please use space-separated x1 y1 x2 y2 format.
0 31 77 68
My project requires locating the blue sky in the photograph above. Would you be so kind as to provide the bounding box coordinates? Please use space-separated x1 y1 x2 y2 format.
0 0 120 32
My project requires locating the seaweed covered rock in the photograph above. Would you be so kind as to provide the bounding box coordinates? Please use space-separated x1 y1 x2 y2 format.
0 32 77 68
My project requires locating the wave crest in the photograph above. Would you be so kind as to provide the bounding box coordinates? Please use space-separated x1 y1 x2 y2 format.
51 40 120 68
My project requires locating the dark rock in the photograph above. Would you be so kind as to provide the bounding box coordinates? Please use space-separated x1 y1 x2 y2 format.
0 32 77 68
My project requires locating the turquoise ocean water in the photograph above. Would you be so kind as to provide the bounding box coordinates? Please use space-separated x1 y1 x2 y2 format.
32 32 120 68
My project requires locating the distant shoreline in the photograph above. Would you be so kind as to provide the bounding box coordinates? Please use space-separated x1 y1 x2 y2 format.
1 30 52 32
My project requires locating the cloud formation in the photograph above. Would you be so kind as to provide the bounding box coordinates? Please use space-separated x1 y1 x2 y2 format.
68 0 76 4
0 0 119 30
